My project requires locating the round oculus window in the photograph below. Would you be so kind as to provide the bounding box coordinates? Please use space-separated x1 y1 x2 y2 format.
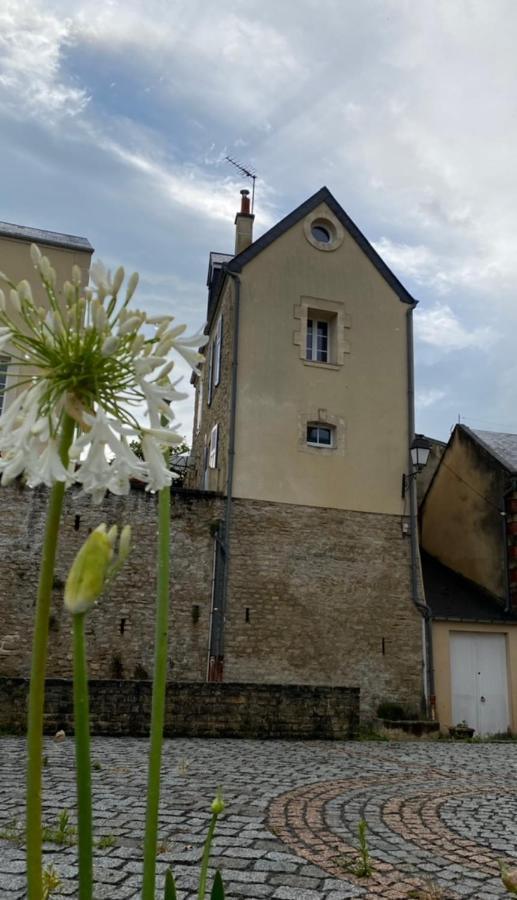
311 224 331 243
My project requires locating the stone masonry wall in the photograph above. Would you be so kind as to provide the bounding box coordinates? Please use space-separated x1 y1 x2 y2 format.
0 482 223 681
0 482 423 722
225 499 424 719
0 678 359 739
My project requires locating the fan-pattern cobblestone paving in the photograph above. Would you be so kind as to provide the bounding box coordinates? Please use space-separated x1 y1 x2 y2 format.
2 736 517 898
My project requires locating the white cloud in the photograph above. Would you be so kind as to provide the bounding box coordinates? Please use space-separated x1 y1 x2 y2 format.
416 388 446 410
415 304 496 352
0 0 89 122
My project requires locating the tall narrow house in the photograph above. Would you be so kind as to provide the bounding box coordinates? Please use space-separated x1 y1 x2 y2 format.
188 187 426 717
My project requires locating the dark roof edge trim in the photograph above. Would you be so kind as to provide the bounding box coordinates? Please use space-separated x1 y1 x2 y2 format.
0 222 94 254
226 186 418 307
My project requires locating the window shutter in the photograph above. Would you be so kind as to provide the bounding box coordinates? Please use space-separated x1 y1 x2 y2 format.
209 424 219 468
214 315 223 386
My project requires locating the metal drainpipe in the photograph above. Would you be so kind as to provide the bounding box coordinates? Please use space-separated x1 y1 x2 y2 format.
406 306 435 711
212 269 240 666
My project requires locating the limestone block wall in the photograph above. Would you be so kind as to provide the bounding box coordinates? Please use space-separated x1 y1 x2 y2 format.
0 678 359 739
225 499 424 718
0 483 223 682
0 483 423 721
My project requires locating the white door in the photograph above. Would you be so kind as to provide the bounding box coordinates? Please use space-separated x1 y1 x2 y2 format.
450 632 510 735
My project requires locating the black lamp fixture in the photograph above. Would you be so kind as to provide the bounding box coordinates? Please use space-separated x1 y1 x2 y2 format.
402 434 432 498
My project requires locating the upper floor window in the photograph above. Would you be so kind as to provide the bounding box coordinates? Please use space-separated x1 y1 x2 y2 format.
307 423 334 447
0 356 9 416
306 319 329 363
213 315 223 387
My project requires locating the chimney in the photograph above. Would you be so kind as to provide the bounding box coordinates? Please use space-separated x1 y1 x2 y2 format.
234 189 254 255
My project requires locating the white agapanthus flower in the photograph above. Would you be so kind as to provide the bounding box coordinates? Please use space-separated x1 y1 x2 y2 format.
0 248 206 501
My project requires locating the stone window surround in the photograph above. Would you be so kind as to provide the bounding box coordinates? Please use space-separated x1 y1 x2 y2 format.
298 408 346 457
293 295 351 367
303 208 345 252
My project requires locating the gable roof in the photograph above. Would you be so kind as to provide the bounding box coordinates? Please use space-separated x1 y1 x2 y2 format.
0 221 94 254
227 186 417 307
465 427 517 474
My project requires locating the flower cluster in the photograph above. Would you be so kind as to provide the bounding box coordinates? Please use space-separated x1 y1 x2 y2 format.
0 247 206 501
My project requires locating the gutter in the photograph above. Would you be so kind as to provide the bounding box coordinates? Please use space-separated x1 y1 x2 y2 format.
406 306 435 710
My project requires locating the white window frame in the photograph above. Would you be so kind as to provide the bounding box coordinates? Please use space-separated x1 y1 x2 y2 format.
306 318 329 363
213 315 223 387
306 422 334 448
0 356 9 416
209 424 219 468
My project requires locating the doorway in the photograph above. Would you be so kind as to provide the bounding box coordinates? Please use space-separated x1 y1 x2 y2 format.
450 632 510 735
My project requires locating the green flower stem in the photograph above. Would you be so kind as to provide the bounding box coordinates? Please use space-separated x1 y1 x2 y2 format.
73 612 93 900
142 483 171 900
26 413 75 900
197 812 219 900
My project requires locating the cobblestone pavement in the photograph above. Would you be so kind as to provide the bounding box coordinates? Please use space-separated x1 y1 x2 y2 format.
2 736 517 899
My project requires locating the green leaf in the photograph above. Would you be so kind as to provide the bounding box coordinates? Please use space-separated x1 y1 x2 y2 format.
210 870 225 900
164 868 177 900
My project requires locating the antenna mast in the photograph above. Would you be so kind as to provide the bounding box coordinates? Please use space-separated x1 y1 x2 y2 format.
225 156 257 213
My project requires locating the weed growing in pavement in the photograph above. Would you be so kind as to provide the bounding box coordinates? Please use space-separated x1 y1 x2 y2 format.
96 834 117 850
42 809 77 846
42 865 61 899
336 818 374 877
0 818 25 846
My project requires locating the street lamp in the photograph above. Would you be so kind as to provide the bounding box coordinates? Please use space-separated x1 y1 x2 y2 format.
402 434 432 498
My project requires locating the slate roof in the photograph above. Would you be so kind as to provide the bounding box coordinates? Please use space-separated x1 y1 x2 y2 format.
0 221 93 253
421 551 517 622
467 428 517 473
206 185 418 329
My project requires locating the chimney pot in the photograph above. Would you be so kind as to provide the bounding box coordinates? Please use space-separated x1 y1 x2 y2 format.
240 189 250 214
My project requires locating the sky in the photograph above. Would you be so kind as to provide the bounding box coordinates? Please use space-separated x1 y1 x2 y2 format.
1 0 516 443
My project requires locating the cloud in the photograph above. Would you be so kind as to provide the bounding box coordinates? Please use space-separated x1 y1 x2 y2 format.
416 388 446 410
0 0 89 122
415 304 496 352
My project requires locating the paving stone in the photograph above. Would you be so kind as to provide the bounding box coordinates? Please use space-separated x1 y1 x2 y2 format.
2 737 517 897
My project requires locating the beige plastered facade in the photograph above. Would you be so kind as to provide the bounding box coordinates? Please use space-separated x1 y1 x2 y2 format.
433 621 517 732
0 234 93 411
421 427 506 598
203 200 412 515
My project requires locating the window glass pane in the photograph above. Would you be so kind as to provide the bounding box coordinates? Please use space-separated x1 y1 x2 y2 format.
307 426 319 444
311 225 331 243
317 427 332 445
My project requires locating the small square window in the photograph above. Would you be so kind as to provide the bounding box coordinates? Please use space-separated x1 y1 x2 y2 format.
307 424 333 447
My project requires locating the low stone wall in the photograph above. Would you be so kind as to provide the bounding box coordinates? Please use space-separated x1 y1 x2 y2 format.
0 678 359 740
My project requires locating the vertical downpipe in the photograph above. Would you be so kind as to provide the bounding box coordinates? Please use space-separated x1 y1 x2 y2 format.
406 306 434 712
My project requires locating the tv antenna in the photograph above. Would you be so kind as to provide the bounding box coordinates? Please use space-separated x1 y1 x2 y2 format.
225 156 257 213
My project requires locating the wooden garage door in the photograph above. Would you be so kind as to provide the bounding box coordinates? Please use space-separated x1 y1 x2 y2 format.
450 632 510 735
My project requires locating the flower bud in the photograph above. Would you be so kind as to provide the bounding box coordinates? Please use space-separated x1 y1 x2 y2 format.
111 266 125 296
0 289 5 312
71 265 82 287
17 280 33 303
30 244 42 266
211 790 225 816
64 524 114 615
125 272 139 302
